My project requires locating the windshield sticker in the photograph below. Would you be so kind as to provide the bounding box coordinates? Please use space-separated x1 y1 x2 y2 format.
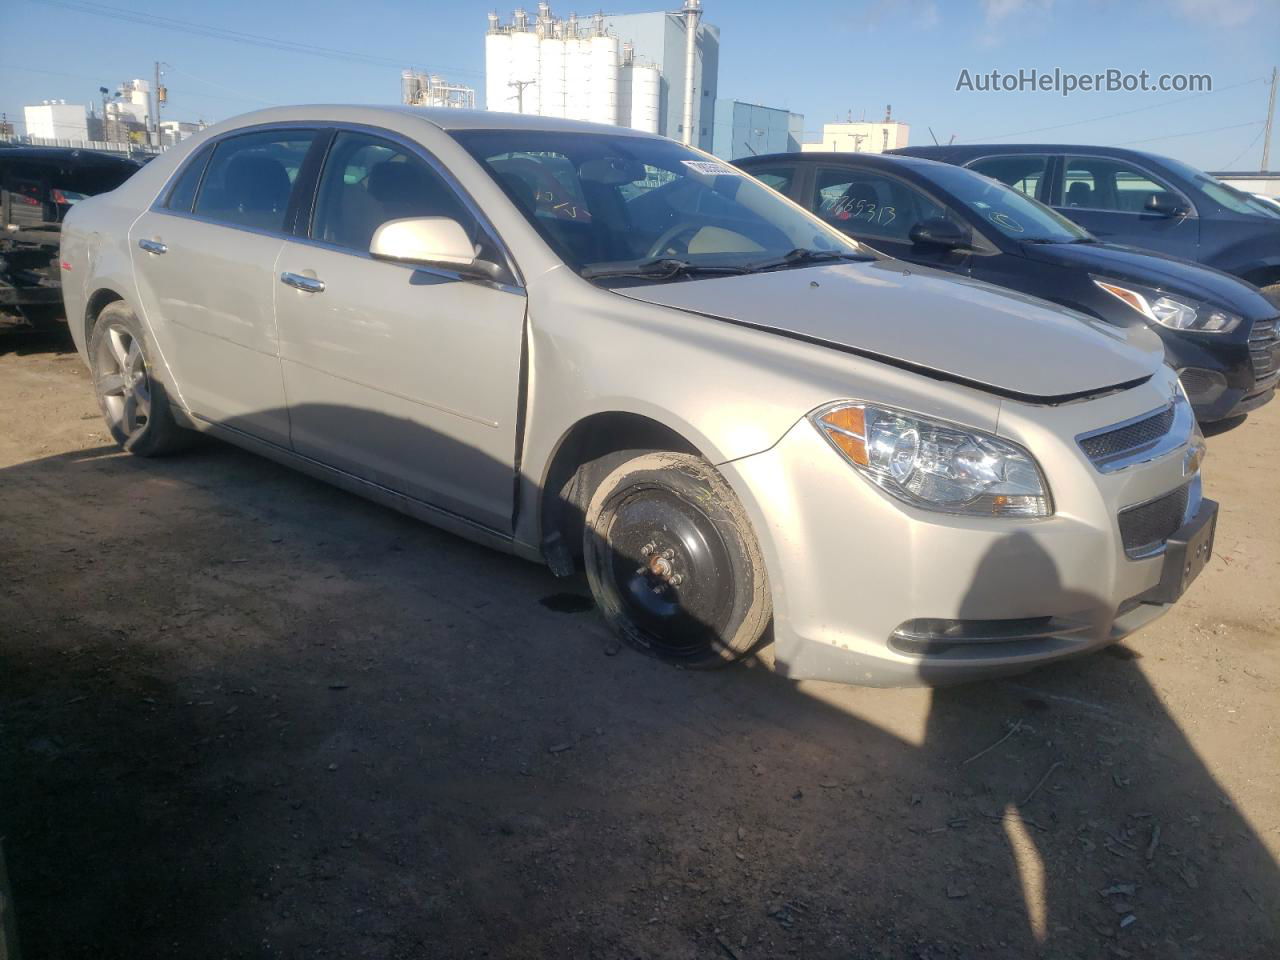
681 160 740 177
988 212 1024 233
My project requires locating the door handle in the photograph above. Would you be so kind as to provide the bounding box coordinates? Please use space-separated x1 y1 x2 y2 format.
281 271 325 294
138 238 167 255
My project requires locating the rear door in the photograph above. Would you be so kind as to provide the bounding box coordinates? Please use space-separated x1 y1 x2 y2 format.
1053 154 1199 260
274 128 527 532
966 154 1054 203
130 127 319 446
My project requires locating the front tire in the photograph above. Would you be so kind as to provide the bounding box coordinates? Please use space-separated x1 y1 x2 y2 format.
88 302 188 456
583 451 771 669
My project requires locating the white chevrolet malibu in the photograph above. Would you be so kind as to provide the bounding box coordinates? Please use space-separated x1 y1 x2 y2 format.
59 106 1215 685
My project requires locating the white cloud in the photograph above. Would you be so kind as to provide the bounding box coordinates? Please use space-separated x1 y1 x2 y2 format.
981 0 1053 24
1173 0 1260 26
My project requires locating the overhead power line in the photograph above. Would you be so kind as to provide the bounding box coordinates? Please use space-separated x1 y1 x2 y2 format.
23 0 485 79
960 76 1269 143
1110 119 1262 147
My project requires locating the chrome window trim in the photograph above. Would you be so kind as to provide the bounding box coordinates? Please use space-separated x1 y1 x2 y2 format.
1056 153 1198 219
1075 392 1193 474
147 119 525 290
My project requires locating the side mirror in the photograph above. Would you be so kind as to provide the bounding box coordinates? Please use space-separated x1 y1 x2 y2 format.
370 217 503 281
909 217 969 250
1144 194 1188 218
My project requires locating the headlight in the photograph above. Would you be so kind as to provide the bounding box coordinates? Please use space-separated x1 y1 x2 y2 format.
811 402 1052 518
1093 279 1240 334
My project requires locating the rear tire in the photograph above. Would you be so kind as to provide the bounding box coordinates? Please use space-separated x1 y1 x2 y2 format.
583 451 771 669
88 302 189 456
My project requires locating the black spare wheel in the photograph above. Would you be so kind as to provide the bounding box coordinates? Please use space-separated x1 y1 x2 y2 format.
583 451 771 668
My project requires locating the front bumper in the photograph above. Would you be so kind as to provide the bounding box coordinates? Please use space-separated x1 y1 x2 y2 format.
721 378 1207 687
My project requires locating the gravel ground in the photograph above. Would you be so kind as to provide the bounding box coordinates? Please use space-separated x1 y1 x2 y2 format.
1 328 1277 960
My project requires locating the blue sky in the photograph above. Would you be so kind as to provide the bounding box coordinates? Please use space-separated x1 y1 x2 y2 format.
3 0 1277 170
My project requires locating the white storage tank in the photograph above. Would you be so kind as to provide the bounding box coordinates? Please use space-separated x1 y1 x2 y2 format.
509 30 541 114
630 64 660 134
564 38 593 122
484 32 512 111
539 37 566 117
589 34 619 126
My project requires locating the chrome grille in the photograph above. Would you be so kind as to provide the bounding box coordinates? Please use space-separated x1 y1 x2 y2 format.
1118 484 1189 559
1250 317 1278 382
1079 406 1175 466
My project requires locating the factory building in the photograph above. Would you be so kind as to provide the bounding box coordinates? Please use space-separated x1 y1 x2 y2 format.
712 99 804 160
802 112 911 154
401 71 477 110
484 2 718 149
23 101 90 142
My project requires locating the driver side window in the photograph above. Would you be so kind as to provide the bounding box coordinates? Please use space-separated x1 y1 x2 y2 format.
310 131 475 253
812 168 948 242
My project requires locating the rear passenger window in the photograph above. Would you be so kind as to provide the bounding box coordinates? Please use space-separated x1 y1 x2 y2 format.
192 129 316 232
165 148 210 212
968 155 1048 199
311 131 473 253
1059 157 1181 212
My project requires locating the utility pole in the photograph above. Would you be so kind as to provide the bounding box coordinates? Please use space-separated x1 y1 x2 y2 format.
508 79 535 114
1263 66 1277 172
153 61 164 148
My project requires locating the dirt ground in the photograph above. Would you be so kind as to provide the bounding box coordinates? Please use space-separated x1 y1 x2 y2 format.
1 327 1277 960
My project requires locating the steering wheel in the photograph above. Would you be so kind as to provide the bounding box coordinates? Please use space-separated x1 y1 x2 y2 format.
645 222 701 259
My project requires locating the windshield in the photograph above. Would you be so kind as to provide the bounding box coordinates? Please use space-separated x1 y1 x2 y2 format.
922 162 1092 243
1156 156 1280 220
453 130 863 278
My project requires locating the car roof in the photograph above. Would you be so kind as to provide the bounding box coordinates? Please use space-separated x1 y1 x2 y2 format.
0 146 144 165
890 143 1173 166
735 151 955 173
209 104 656 138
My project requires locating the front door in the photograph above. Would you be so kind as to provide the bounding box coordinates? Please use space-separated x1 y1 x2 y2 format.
1053 154 1200 261
274 129 527 532
808 165 972 274
130 127 319 445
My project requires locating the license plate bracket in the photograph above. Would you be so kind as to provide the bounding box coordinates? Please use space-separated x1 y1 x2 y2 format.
1146 498 1218 604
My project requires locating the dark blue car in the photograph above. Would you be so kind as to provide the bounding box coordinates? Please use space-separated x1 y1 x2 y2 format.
735 151 1278 421
889 143 1280 305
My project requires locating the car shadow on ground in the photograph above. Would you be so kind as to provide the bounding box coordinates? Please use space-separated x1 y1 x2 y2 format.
0 413 1276 959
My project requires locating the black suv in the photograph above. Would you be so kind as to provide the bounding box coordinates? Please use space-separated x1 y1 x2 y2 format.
736 151 1278 421
1 146 142 327
891 144 1280 305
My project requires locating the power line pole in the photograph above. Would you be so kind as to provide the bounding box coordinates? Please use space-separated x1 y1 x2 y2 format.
508 79 535 114
154 60 162 147
1263 66 1278 171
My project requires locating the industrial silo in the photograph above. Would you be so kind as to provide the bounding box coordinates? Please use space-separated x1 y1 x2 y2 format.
589 34 619 126
629 64 661 134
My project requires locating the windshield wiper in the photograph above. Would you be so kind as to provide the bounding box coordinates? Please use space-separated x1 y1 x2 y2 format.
742 248 873 273
581 258 751 281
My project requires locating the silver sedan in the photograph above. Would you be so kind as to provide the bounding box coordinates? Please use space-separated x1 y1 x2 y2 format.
60 106 1216 685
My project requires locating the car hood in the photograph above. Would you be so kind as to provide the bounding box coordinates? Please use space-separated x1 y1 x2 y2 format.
1021 240 1272 317
615 259 1160 403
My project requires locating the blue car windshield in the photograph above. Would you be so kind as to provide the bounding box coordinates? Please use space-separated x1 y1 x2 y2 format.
1156 156 1280 220
922 162 1092 243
